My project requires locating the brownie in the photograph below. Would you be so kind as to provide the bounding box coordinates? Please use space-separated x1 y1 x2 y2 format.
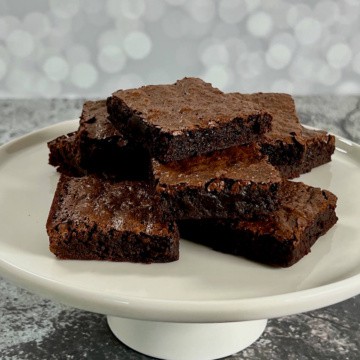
46 175 179 263
288 126 335 178
152 144 282 220
107 77 272 163
178 181 338 267
48 100 150 179
48 131 83 176
233 93 335 178
79 99 124 142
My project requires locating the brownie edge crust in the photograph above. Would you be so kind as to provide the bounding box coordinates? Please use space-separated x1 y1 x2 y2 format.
178 181 338 267
46 175 179 263
107 77 273 163
47 100 150 179
152 144 282 219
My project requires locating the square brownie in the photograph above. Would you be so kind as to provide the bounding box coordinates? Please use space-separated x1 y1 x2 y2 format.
151 144 282 220
46 175 179 263
48 100 150 179
178 181 338 267
107 77 272 163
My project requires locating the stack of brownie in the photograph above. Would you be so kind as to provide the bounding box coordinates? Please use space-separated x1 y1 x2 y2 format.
46 78 338 267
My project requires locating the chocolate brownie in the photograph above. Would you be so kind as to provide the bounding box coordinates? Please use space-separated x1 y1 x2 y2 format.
46 175 179 263
152 144 282 220
290 126 335 178
233 93 335 178
79 99 123 142
48 131 83 176
48 100 150 179
178 181 338 267
107 77 272 163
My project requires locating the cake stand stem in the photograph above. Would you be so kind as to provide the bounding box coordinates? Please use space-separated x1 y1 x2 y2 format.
107 316 267 360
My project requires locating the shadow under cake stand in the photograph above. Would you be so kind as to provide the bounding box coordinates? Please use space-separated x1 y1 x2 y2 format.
1 121 360 360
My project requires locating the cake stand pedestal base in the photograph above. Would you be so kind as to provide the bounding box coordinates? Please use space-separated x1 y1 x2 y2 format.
107 316 267 360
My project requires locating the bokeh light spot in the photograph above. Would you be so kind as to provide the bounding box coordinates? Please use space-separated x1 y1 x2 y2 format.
124 31 152 59
247 12 273 38
98 45 126 73
266 44 292 69
295 17 322 45
327 43 352 69
6 30 34 58
71 62 98 88
43 56 69 82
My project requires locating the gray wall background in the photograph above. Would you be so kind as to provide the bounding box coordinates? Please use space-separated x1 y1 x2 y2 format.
0 0 360 98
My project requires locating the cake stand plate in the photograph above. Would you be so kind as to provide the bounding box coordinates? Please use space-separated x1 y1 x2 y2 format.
107 317 267 360
1 121 360 360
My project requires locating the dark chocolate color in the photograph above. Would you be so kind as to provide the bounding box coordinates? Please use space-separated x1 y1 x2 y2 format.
178 181 338 267
46 175 179 263
152 144 282 219
107 77 272 163
48 131 83 176
234 93 335 178
79 100 124 141
48 100 150 179
291 126 336 177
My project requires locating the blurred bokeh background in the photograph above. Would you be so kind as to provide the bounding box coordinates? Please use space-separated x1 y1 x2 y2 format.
0 0 360 98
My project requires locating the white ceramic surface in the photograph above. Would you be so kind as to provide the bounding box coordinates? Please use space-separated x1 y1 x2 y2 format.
0 120 360 323
107 317 267 360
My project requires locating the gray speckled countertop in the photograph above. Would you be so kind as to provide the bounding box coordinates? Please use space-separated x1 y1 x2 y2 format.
1 97 360 360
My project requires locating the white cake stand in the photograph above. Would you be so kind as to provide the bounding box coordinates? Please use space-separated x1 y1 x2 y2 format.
1 121 360 360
